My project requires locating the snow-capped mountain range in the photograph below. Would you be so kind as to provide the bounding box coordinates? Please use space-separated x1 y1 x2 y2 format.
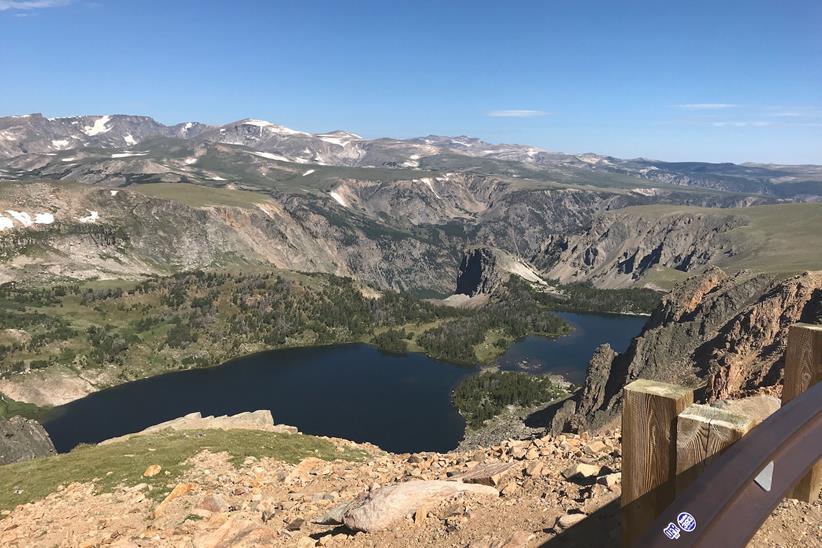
1 113 821 199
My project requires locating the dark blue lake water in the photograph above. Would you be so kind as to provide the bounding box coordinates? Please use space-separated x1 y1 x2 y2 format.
496 312 648 385
42 312 646 454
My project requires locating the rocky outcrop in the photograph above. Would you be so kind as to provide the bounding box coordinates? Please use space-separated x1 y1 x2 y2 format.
575 344 618 421
99 410 298 445
557 267 822 431
0 416 55 464
705 270 822 399
455 247 545 296
534 209 745 288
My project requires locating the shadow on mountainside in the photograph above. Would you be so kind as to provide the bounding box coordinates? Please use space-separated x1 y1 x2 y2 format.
524 398 573 430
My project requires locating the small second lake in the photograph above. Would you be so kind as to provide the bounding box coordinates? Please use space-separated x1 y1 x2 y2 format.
496 312 647 385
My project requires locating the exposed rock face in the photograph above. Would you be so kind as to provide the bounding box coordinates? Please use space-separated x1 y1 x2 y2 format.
575 344 618 421
705 270 822 399
0 416 56 464
0 183 461 294
534 210 745 288
100 410 298 446
455 247 545 296
559 267 822 431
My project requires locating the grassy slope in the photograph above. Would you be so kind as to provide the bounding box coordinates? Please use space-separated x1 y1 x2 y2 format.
0 429 368 512
624 203 822 287
131 182 269 208
0 394 49 420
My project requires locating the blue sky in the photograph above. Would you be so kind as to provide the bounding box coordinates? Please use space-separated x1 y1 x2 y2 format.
1 0 821 164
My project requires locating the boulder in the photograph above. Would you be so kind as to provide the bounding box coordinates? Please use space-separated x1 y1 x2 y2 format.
450 462 519 487
0 416 55 465
198 493 227 513
143 464 162 477
192 516 276 547
342 480 498 532
561 463 601 482
556 512 587 530
524 461 543 477
598 472 621 488
154 483 193 517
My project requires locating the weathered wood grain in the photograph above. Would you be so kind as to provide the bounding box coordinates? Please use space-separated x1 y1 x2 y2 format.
622 379 693 546
675 404 754 494
782 323 822 502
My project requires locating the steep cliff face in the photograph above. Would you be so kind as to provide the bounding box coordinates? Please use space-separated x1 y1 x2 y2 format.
534 203 822 289
705 271 822 399
558 267 822 431
455 247 546 296
0 183 460 294
534 209 745 288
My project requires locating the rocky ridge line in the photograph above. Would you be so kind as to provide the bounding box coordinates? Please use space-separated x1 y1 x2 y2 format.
553 267 822 432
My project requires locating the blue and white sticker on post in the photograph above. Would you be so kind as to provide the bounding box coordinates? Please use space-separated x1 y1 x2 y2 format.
663 511 697 540
663 522 681 540
676 512 697 533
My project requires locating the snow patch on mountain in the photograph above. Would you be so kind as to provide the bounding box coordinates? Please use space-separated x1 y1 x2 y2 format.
6 210 32 227
35 213 54 225
51 139 70 149
241 119 274 129
316 131 361 147
123 134 137 146
111 151 148 158
250 151 291 162
83 116 111 136
317 136 346 146
241 119 308 137
0 216 13 231
78 210 99 224
418 177 440 199
577 154 611 166
3 211 54 227
302 169 315 177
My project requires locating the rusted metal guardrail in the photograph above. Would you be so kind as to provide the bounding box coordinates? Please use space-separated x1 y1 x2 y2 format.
634 378 822 547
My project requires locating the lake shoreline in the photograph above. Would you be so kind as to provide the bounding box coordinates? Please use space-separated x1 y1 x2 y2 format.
30 312 646 455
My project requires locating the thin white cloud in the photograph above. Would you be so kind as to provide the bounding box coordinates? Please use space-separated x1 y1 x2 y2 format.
764 107 822 118
712 121 771 127
675 103 738 110
0 0 69 11
488 110 549 118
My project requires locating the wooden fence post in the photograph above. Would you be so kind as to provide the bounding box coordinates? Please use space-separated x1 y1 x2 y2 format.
675 404 754 494
782 322 822 502
622 379 693 546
